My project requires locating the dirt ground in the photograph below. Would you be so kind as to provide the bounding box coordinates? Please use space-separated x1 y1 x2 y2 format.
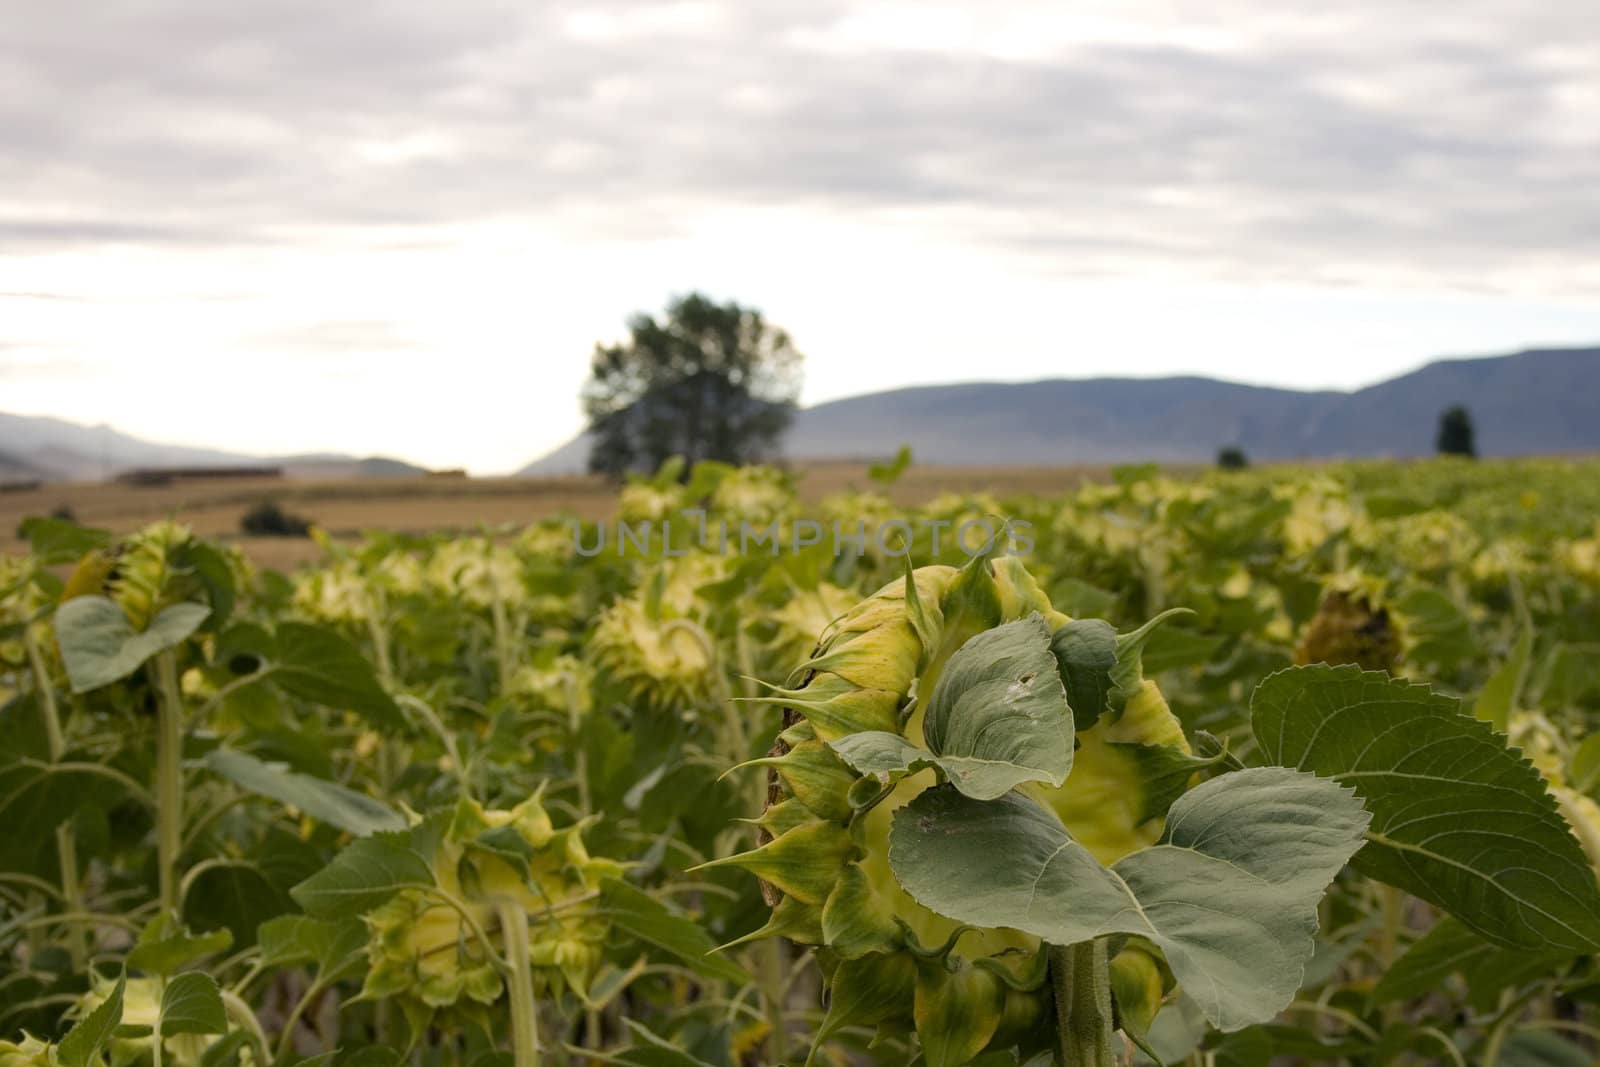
0 461 1148 571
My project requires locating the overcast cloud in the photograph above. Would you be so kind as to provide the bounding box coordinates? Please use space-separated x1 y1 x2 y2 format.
3 1 1599 470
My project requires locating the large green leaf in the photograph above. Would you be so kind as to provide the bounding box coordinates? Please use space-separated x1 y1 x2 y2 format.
597 879 747 985
1252 665 1600 952
203 749 404 835
270 623 402 730
831 615 1071 801
289 826 436 918
55 597 209 693
888 767 1367 1031
159 973 227 1038
0 759 136 844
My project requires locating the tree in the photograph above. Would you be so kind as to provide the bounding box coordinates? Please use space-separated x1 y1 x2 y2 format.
582 293 803 477
1436 405 1477 458
1216 446 1249 470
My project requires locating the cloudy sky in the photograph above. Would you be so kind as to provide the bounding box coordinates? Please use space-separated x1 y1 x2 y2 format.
4 1 1599 473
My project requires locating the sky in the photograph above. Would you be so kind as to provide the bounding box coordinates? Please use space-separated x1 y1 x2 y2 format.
3 1 1599 474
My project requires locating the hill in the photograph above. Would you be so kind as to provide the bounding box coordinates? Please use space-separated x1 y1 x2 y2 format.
0 413 428 484
518 345 1600 473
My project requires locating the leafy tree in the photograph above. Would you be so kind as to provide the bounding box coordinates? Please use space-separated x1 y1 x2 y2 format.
1216 446 1249 470
1436 405 1477 458
581 293 803 478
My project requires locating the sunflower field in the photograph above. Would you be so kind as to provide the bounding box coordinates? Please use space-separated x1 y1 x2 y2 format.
5 457 1600 1067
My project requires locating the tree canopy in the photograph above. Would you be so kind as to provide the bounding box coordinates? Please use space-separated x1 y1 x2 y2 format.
1436 405 1477 458
581 293 802 478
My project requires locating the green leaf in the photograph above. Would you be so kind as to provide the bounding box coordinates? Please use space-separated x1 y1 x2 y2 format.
1049 619 1117 731
159 973 227 1038
597 879 747 985
1571 734 1600 795
1392 586 1476 671
55 597 209 693
1539 643 1600 707
257 915 367 979
813 952 916 1047
888 767 1368 1031
1140 627 1226 675
289 828 435 918
1370 915 1568 1014
126 915 234 976
58 970 125 1067
182 861 292 950
1109 609 1193 706
272 623 401 730
1253 664 1600 952
0 759 133 844
829 731 937 779
920 614 1073 799
831 616 1072 801
18 517 112 564
203 749 404 835
1474 625 1533 733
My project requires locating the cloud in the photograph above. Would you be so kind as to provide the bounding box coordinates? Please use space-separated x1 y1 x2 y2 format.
1 0 1595 290
247 319 424 353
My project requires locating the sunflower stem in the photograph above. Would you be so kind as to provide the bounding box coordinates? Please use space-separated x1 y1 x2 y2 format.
1051 940 1118 1067
498 902 543 1067
153 651 185 918
26 626 85 969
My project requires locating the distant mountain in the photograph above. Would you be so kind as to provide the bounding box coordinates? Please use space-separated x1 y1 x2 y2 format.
0 412 428 483
517 346 1600 472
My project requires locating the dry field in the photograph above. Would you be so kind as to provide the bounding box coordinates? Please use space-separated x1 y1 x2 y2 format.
0 461 1152 571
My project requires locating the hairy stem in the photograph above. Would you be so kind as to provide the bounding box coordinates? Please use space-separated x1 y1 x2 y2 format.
26 627 85 968
490 587 515 697
1051 940 1118 1067
498 902 543 1067
153 651 185 917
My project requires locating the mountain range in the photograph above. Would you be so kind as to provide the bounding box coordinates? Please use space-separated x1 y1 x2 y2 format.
519 345 1600 473
4 345 1596 483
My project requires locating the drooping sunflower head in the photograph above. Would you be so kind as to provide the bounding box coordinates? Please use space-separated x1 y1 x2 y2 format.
362 794 624 1021
586 557 725 712
427 538 526 611
1296 575 1402 673
714 555 1192 1065
708 465 794 524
